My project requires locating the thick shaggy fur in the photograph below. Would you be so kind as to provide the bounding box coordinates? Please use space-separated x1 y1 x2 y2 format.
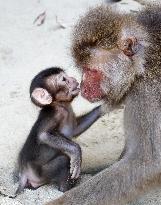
46 4 161 205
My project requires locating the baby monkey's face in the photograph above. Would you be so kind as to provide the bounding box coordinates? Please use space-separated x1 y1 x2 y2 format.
46 72 80 102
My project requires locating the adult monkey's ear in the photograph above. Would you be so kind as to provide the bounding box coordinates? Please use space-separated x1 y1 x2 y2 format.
31 88 52 106
120 36 139 57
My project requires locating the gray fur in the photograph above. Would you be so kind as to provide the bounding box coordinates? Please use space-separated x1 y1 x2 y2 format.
46 4 161 205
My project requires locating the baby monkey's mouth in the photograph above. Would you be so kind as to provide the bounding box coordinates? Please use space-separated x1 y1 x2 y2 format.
70 83 80 97
71 87 80 97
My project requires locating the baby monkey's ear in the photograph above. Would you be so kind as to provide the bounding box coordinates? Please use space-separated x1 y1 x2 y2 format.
31 88 52 106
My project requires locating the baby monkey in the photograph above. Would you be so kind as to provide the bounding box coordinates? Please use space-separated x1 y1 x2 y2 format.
15 67 102 195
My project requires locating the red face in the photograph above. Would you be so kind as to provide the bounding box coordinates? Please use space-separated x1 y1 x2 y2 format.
81 68 105 102
78 36 141 103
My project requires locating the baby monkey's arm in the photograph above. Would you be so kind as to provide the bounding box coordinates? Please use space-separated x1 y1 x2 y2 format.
73 105 102 137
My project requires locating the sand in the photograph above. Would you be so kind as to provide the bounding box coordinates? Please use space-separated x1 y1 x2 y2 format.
0 0 161 204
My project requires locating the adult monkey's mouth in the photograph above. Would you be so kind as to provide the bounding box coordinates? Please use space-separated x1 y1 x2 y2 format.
80 68 105 102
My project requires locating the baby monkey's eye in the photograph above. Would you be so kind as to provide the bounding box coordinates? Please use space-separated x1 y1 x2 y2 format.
62 77 66 81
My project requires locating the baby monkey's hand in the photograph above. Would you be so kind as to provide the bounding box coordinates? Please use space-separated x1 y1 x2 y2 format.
70 144 82 179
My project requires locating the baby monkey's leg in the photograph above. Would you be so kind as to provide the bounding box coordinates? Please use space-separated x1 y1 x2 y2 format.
15 173 28 195
39 132 82 179
42 155 74 192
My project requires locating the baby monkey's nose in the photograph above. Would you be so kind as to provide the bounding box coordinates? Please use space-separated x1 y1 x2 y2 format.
69 77 79 87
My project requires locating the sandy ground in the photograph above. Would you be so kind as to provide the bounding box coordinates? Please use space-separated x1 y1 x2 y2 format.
0 0 161 204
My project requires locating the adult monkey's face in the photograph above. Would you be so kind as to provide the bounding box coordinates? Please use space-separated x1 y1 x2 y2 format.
71 6 147 104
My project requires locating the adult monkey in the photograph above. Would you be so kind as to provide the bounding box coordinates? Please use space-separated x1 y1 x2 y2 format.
46 4 161 205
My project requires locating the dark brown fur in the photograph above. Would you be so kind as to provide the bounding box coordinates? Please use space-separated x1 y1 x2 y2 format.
15 67 102 195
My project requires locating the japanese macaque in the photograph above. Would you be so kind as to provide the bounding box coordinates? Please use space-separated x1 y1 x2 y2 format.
46 4 161 205
15 67 102 195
